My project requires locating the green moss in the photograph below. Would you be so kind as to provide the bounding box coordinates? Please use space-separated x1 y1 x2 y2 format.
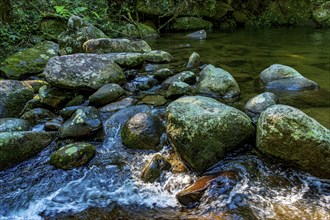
172 17 213 31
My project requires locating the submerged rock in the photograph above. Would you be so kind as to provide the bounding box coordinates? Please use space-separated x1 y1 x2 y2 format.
0 131 55 169
197 64 240 100
89 83 125 107
0 41 59 79
185 30 207 40
259 64 318 91
144 50 173 63
121 112 164 150
44 54 125 90
0 118 31 132
140 154 171 183
50 142 96 170
166 96 254 172
257 104 330 179
83 38 151 53
0 80 34 118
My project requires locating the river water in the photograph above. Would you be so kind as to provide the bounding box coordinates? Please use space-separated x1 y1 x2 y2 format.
0 27 329 219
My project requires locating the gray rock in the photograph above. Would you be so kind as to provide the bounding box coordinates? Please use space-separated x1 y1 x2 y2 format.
185 30 207 40
83 38 151 53
59 106 102 138
259 64 318 91
44 54 125 90
166 81 193 98
153 68 174 81
0 118 31 132
99 97 137 113
244 92 278 123
186 52 201 69
166 96 254 172
197 64 240 100
0 80 34 118
124 76 157 92
102 53 145 68
60 105 86 120
0 41 59 79
144 50 173 63
0 131 55 169
161 71 196 89
89 83 125 107
257 104 330 179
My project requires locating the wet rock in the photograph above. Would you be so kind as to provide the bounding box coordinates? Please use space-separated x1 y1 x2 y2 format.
99 97 136 113
0 131 55 169
197 64 240 100
124 76 157 92
166 96 254 172
185 30 207 40
244 92 279 123
103 53 145 68
89 83 125 107
257 104 330 179
144 50 173 63
161 71 196 89
44 117 64 131
176 171 238 206
59 106 102 138
83 38 151 53
38 85 74 109
141 95 167 106
312 2 330 27
260 64 318 91
0 118 31 132
44 54 125 90
20 108 56 126
172 17 213 31
186 52 201 69
140 154 171 183
118 22 158 39
0 80 34 118
153 68 174 82
0 41 59 79
23 80 49 93
50 142 96 170
60 105 85 120
166 81 193 98
58 16 107 55
121 112 164 150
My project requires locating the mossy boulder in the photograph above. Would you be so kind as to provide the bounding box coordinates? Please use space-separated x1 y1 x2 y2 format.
121 112 164 150
38 85 74 108
44 54 125 90
119 23 158 39
0 41 59 79
0 118 31 132
257 104 330 179
50 142 96 170
23 80 49 93
166 81 193 98
172 17 213 31
153 68 174 82
141 95 167 106
144 50 173 63
89 83 125 107
58 16 107 55
0 131 55 169
0 80 34 118
166 96 254 172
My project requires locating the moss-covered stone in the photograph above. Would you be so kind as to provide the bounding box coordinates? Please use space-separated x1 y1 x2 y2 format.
119 23 158 39
0 41 59 79
257 104 330 179
161 71 196 89
144 50 173 63
166 81 193 98
186 52 201 69
89 83 125 107
172 17 213 31
50 142 96 170
153 68 174 82
141 95 167 106
38 85 74 109
0 131 55 169
0 118 31 132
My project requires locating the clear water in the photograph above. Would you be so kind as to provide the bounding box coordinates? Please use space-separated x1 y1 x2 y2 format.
0 28 330 219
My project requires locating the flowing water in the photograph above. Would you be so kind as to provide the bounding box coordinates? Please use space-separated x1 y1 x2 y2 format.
0 28 330 219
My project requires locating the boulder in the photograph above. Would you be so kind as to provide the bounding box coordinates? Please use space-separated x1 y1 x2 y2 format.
186 52 201 69
121 112 164 150
259 64 318 91
0 131 55 169
172 17 213 31
102 53 145 68
257 104 330 179
140 154 171 183
153 68 174 81
44 54 125 90
59 106 102 138
50 142 96 170
0 118 31 132
197 64 240 100
0 41 59 79
166 81 193 98
312 2 330 27
144 50 173 63
58 16 107 55
0 80 34 118
161 71 196 89
83 38 151 53
244 92 279 123
185 30 207 40
20 108 56 126
118 23 158 39
89 83 125 106
124 76 157 92
166 96 254 172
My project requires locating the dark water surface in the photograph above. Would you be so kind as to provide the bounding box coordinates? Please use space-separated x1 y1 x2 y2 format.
0 28 329 220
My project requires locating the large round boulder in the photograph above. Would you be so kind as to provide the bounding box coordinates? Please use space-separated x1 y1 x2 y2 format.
166 96 254 172
0 80 34 118
259 64 318 91
44 54 125 90
257 104 330 179
50 142 96 170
